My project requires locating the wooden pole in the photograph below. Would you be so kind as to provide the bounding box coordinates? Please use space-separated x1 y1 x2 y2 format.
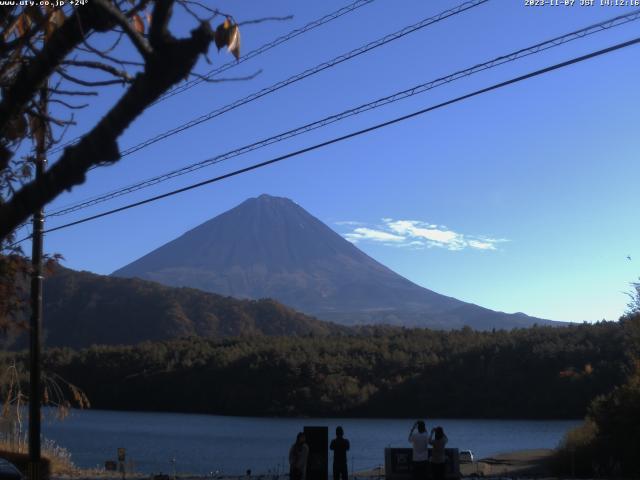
28 87 47 480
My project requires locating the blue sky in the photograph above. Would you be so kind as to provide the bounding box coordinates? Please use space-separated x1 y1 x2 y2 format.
23 0 640 323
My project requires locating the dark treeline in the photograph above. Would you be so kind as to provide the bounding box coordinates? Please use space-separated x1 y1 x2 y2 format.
3 316 635 420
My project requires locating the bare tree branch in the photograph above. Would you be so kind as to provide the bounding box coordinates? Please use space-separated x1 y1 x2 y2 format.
48 98 89 110
56 68 129 87
178 1 208 23
0 7 16 29
62 59 133 82
124 0 155 19
0 20 217 239
47 88 98 97
0 13 47 58
238 16 294 26
99 30 124 54
27 109 74 128
149 0 174 49
78 40 144 67
0 2 115 144
93 0 152 60
177 0 231 21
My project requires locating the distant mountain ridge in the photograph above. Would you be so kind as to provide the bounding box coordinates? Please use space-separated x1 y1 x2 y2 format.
5 266 342 349
113 194 558 330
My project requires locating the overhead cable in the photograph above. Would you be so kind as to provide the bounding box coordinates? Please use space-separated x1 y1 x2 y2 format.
46 9 640 218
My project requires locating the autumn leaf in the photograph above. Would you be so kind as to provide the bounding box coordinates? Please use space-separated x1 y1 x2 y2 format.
45 8 65 39
214 18 241 60
132 14 145 34
16 12 32 36
214 18 231 50
4 12 30 39
228 24 241 60
28 112 47 148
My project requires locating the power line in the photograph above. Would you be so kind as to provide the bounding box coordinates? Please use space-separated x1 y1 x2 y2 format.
48 0 377 155
48 0 489 213
100 0 489 160
46 9 640 218
155 0 376 103
29 35 640 240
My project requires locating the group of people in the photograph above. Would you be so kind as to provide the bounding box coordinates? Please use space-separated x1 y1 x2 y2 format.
289 422 448 480
408 421 448 480
288 427 350 480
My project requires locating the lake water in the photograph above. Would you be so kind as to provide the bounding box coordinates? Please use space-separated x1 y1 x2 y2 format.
40 409 580 475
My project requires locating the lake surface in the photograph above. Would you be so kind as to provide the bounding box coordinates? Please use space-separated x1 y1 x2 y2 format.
41 409 580 475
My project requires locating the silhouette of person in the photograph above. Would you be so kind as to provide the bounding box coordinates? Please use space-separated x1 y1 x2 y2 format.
330 426 350 480
429 426 448 480
408 420 429 480
289 432 309 480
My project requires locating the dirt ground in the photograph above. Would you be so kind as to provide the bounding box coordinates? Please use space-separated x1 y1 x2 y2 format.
462 448 555 477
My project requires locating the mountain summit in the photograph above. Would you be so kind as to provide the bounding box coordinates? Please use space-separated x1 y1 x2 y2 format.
113 194 555 329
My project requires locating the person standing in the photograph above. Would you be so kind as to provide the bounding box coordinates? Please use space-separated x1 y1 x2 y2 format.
429 426 448 480
330 426 350 480
289 432 310 480
408 420 429 480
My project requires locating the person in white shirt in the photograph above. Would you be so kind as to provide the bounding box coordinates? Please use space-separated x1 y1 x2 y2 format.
408 420 429 480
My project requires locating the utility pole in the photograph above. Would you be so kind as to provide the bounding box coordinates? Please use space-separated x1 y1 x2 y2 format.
29 87 47 480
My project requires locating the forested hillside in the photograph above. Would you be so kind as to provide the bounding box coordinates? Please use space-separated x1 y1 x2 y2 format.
5 266 343 349
9 317 636 419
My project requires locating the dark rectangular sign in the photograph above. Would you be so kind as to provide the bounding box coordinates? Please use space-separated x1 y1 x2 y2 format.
304 426 328 480
384 448 461 480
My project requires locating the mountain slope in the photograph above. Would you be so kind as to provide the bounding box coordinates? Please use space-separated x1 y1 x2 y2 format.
6 266 342 349
113 194 557 329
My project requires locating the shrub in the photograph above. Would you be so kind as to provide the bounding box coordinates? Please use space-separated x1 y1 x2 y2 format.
551 420 598 477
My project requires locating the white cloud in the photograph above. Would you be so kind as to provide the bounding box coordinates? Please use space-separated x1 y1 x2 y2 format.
345 227 406 243
467 240 496 250
340 218 507 252
335 220 365 226
386 220 466 250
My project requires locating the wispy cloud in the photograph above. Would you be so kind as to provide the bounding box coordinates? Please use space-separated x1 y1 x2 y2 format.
341 218 507 252
335 220 365 226
345 227 405 243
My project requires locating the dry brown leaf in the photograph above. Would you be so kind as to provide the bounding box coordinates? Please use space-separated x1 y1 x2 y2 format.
214 18 230 50
228 24 241 60
16 12 31 36
4 14 25 39
215 18 240 59
132 14 145 34
28 113 46 146
46 8 65 39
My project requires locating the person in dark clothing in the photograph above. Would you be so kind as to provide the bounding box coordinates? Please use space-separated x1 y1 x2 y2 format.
289 432 309 480
429 426 448 480
330 426 350 480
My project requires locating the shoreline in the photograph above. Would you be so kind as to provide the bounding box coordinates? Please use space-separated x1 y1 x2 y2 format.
53 449 561 480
